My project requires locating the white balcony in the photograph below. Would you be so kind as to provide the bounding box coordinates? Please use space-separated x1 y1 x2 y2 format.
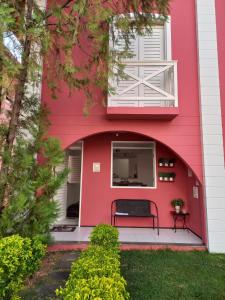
108 61 178 108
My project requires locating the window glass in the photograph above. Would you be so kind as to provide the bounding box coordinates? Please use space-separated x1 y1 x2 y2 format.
112 142 155 187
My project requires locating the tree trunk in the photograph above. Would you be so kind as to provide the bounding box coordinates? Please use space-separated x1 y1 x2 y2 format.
0 0 34 209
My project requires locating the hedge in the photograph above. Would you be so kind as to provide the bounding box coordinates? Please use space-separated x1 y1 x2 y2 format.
0 235 46 300
89 224 119 250
56 224 130 300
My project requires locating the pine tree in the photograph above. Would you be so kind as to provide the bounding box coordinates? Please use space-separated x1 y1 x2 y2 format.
0 0 170 239
0 93 68 241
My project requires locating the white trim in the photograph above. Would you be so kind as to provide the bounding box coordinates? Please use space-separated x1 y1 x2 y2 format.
78 141 84 227
112 141 155 144
111 141 157 189
165 16 172 60
196 0 225 253
174 61 178 107
69 141 83 150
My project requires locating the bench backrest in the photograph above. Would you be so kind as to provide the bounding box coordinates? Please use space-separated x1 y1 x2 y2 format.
115 199 151 216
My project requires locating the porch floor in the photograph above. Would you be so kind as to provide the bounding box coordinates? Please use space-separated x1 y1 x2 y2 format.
51 227 203 245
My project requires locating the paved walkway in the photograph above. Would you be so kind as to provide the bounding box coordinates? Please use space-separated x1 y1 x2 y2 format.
20 252 80 300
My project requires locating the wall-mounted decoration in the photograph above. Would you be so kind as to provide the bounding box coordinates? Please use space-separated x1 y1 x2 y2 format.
193 186 199 199
158 158 176 167
93 162 101 173
188 168 193 177
158 172 176 182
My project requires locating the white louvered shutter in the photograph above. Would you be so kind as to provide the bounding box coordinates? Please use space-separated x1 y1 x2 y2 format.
68 155 81 183
140 26 165 60
139 26 165 106
112 35 139 106
110 25 165 107
54 157 68 222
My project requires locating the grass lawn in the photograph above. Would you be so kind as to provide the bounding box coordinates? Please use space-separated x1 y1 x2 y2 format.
21 250 225 300
121 250 225 300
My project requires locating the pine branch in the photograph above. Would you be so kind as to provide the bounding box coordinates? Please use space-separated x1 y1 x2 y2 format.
45 0 75 19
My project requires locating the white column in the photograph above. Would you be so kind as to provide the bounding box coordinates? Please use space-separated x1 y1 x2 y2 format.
196 0 225 252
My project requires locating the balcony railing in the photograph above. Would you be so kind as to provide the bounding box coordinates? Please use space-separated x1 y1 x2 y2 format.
108 61 178 108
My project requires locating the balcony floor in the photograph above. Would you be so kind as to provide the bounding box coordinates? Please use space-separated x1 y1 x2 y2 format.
51 227 203 245
106 107 179 119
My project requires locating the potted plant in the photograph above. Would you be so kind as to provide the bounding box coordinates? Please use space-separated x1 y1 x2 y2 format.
169 172 176 181
171 198 184 213
169 158 176 167
164 159 169 167
158 172 165 181
158 158 164 167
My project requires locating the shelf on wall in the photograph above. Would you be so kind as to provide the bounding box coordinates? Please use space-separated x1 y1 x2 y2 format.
158 171 176 182
158 177 175 182
158 158 176 168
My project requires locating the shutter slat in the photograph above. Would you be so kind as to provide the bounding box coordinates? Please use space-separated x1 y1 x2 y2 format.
111 25 165 105
54 158 68 221
68 155 81 183
140 26 164 99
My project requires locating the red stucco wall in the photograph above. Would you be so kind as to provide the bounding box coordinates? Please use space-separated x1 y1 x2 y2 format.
42 0 203 179
80 132 203 237
216 0 225 161
42 0 205 238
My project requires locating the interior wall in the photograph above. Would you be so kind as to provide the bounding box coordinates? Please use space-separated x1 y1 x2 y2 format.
67 183 80 206
137 150 153 186
80 132 204 240
114 158 129 178
113 148 153 186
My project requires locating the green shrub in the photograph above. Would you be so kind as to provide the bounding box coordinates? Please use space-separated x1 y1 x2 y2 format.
57 275 129 300
0 235 46 300
56 225 129 300
90 224 119 249
83 244 120 258
66 246 120 282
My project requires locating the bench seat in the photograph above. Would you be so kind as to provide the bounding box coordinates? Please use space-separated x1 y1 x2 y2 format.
111 199 159 235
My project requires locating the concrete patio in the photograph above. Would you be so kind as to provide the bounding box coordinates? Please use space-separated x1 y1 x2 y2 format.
51 227 203 245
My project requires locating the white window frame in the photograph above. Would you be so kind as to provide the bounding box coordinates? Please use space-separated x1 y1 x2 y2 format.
111 141 157 189
165 16 172 60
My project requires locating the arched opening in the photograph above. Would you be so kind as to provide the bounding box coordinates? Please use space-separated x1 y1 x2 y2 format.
53 131 206 245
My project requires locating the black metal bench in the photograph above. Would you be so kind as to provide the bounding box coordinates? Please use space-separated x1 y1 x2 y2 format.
111 199 159 235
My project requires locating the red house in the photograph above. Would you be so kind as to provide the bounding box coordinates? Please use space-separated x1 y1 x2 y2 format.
43 0 225 253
